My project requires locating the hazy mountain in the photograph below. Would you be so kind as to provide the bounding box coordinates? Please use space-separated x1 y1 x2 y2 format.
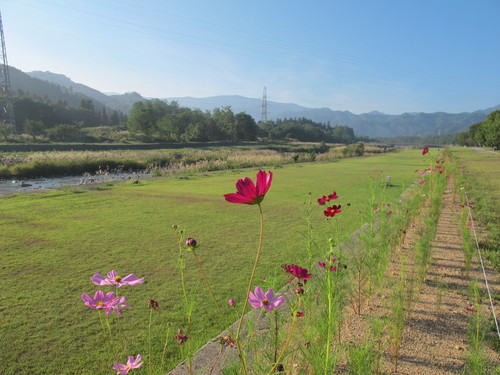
16 69 142 114
9 66 498 137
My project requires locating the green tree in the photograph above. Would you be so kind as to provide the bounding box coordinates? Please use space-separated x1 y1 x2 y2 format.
127 101 157 137
23 119 45 141
46 124 80 142
482 110 500 149
212 106 235 141
234 112 258 141
0 122 13 141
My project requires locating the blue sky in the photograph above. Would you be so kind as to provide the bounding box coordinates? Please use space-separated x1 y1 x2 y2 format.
2 0 499 114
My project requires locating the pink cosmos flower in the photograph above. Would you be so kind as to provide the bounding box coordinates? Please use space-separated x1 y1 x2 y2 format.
422 146 429 155
81 290 131 316
317 191 339 205
318 257 339 271
282 264 312 283
228 299 235 306
416 179 425 184
248 286 285 312
224 170 273 205
324 205 342 217
113 354 143 374
91 270 144 288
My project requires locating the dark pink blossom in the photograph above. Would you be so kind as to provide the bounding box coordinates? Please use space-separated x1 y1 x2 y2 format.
317 191 339 205
422 146 429 155
318 257 339 272
224 170 273 205
324 205 342 217
282 264 312 283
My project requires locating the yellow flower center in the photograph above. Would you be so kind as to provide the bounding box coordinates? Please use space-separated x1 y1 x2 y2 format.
114 276 122 282
97 301 105 306
262 299 269 305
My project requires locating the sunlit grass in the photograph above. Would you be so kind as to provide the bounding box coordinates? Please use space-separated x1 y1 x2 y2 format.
0 149 428 374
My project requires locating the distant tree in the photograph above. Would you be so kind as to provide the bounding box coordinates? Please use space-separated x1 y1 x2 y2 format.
23 119 45 141
46 124 80 142
79 99 95 112
0 122 13 141
234 112 258 141
212 106 235 141
482 110 500 149
127 101 157 137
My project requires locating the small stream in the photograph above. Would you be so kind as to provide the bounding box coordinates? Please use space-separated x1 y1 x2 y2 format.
0 171 150 195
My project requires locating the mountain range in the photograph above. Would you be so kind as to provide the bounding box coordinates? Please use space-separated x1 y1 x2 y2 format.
9 67 499 138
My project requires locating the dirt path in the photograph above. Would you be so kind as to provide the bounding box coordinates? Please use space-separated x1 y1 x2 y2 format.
394 180 500 374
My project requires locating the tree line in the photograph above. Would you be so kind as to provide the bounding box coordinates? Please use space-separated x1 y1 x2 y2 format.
456 110 500 149
1 94 358 144
127 99 358 143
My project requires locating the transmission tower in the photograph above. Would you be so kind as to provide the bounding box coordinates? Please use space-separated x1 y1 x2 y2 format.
261 86 268 123
0 10 16 133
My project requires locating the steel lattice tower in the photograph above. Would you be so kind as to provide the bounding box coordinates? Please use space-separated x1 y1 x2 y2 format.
0 10 16 133
261 86 268 123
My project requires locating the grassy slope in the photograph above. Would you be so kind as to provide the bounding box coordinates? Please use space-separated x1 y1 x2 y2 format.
0 149 427 374
453 147 500 270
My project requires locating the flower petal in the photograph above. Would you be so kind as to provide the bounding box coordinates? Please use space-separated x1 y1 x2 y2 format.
224 193 255 204
256 170 272 197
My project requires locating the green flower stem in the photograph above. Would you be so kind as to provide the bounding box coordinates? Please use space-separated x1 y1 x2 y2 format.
267 313 299 375
324 264 333 374
235 203 265 375
98 310 118 362
159 324 172 373
148 307 153 375
192 250 223 316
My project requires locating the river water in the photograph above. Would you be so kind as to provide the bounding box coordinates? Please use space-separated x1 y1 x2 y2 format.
0 172 150 195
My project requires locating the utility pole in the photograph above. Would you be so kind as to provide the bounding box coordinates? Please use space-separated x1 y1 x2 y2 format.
261 86 268 123
0 10 16 133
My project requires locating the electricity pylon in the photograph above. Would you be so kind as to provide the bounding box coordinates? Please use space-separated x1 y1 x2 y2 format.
0 10 16 133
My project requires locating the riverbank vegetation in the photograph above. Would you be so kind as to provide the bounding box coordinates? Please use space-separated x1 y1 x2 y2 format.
0 142 390 178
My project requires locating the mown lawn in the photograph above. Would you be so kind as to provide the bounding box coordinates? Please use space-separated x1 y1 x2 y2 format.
0 149 429 374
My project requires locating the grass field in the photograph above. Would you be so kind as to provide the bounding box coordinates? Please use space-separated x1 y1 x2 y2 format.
453 147 500 270
0 149 437 374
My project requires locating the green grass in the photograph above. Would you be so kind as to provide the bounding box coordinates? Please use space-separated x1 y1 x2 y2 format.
0 149 429 374
452 147 500 271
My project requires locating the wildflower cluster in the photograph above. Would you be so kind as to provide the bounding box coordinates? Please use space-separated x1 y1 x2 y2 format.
82 271 144 374
317 190 342 217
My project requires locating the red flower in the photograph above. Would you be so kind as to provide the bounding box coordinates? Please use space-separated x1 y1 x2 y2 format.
282 264 312 283
324 205 342 217
318 257 339 271
224 170 273 205
317 191 339 205
422 146 429 155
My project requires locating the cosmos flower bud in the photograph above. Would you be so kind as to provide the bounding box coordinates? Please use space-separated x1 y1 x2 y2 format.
185 238 197 249
228 299 235 306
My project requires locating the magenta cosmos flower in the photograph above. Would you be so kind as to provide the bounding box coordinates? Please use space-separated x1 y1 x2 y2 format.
224 170 273 205
113 354 143 374
248 286 285 312
422 146 429 155
91 270 144 288
324 204 342 217
81 290 131 316
282 264 312 283
317 191 339 205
